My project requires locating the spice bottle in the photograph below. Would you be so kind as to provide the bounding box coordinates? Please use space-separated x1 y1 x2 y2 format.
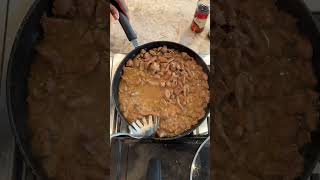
191 0 209 33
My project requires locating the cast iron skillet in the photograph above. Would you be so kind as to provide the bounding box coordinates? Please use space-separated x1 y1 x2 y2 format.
4 0 320 179
275 1 320 179
6 0 50 178
111 41 210 140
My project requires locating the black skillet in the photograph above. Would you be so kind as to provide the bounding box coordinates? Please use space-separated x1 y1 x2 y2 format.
110 0 210 141
275 1 320 179
7 0 51 178
111 41 210 140
4 0 320 179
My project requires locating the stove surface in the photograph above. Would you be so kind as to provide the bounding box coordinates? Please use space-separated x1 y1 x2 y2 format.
110 53 210 180
111 137 207 180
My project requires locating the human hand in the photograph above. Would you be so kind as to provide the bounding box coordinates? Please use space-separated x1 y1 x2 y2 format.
110 4 119 20
110 0 128 20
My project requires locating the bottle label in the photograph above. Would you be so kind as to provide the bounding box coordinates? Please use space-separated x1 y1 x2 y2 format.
194 13 208 29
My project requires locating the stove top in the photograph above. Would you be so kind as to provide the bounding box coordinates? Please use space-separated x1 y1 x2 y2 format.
109 53 210 180
111 137 208 180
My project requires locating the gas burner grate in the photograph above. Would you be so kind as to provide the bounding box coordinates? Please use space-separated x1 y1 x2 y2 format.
111 108 210 137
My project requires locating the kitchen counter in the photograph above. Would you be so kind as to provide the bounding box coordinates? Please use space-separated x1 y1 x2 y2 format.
110 0 210 55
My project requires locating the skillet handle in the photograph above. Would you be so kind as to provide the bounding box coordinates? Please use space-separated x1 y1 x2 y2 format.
118 11 137 41
111 0 137 42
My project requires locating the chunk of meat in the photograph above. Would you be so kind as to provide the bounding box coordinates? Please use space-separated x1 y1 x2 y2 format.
127 59 134 67
76 0 97 18
66 96 94 108
164 89 171 99
37 17 99 75
150 62 160 73
53 0 75 17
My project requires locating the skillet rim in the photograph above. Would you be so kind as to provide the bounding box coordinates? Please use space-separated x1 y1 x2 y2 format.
111 41 210 141
5 0 49 178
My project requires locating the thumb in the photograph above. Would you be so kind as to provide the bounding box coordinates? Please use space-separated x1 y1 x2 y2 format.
110 4 119 20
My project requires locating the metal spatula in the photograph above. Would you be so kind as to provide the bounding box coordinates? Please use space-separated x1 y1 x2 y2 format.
110 115 160 139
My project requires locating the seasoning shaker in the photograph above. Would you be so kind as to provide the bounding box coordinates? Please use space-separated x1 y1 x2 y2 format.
191 0 210 33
